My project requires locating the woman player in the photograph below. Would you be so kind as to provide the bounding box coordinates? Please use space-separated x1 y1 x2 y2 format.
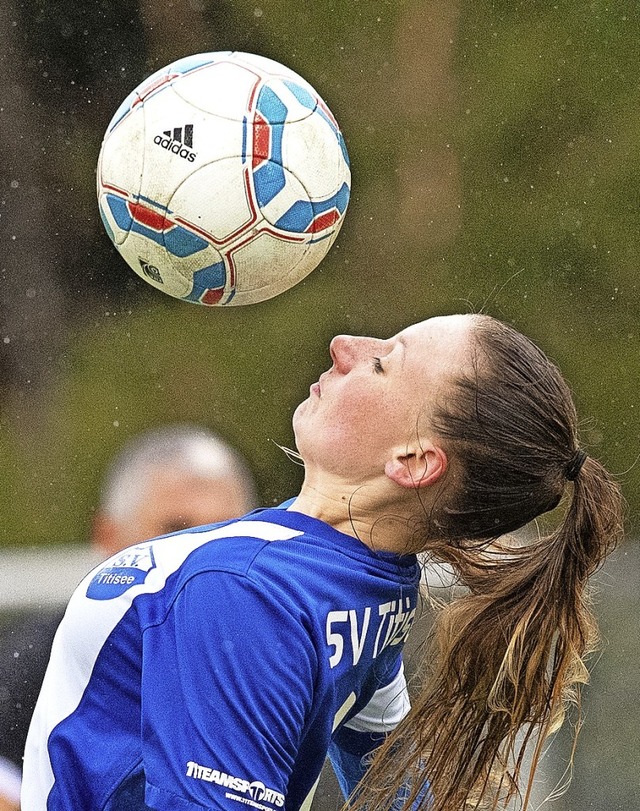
22 314 623 811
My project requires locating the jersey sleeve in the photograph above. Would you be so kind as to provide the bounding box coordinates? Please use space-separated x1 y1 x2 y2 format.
328 658 410 800
140 569 318 810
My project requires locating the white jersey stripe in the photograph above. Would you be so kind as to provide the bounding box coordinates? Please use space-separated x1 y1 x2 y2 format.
22 520 303 811
342 662 410 733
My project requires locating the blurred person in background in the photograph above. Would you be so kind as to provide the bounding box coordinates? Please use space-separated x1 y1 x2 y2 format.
0 425 257 811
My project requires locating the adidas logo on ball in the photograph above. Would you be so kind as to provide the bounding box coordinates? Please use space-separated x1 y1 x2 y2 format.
153 124 196 162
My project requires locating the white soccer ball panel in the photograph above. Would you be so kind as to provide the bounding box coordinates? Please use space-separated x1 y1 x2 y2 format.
117 231 193 298
170 61 259 121
228 229 338 305
283 115 349 198
230 52 321 96
168 159 254 242
98 107 145 211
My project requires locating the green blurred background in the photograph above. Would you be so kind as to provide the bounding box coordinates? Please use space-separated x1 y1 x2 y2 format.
0 1 638 808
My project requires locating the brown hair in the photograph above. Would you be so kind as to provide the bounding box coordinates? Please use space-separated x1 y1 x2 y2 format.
350 315 624 811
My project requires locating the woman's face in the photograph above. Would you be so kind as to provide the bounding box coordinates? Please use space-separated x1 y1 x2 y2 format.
293 314 473 480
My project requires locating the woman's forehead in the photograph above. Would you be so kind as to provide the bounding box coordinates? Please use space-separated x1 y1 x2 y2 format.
395 314 475 344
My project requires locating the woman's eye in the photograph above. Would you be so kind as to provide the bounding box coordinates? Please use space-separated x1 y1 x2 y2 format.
373 357 384 373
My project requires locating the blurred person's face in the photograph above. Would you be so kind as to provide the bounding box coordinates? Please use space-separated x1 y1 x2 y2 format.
92 469 253 557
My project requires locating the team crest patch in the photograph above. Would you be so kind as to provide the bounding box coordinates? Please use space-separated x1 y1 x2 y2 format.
86 545 157 600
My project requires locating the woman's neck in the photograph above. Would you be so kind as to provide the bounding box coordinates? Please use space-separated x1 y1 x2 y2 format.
287 479 417 554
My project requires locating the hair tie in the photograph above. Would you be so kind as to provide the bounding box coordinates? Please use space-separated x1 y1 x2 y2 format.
565 449 587 481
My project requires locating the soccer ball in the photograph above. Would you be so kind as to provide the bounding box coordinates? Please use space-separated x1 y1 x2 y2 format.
97 52 351 306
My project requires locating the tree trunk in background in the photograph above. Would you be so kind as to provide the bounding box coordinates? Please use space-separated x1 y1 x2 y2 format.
340 0 462 309
394 0 461 249
0 0 66 408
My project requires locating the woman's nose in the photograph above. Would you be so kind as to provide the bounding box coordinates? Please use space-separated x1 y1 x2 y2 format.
329 335 372 373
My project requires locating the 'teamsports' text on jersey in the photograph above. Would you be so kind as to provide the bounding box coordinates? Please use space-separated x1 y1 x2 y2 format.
22 506 420 811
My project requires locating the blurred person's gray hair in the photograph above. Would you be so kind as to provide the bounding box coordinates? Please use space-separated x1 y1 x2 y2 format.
99 425 257 521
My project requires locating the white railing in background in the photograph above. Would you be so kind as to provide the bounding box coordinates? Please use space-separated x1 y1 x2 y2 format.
0 546 101 610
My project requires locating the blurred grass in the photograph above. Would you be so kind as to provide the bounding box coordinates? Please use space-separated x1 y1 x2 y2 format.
2 0 639 546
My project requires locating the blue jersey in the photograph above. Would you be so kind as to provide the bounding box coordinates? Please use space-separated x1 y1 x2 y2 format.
23 506 420 811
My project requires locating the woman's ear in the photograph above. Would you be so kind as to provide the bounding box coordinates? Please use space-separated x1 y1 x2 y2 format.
384 443 448 489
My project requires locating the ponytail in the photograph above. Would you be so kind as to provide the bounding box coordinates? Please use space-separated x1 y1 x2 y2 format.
349 457 622 811
347 317 624 811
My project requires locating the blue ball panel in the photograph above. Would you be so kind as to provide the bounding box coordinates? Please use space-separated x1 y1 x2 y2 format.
282 81 316 113
253 161 286 208
275 200 314 232
256 86 289 125
163 227 209 258
106 194 133 232
183 262 227 303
